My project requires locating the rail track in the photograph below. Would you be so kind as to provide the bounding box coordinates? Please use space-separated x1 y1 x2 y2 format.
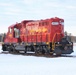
0 51 76 58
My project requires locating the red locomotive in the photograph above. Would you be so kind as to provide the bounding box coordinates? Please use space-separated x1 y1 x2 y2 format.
2 17 73 55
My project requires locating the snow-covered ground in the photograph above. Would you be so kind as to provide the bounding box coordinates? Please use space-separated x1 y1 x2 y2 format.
0 45 76 75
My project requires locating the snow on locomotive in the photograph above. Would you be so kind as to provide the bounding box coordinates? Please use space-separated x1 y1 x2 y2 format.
2 17 73 55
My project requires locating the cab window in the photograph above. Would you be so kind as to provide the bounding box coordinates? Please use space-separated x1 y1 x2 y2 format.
14 28 20 38
9 28 12 33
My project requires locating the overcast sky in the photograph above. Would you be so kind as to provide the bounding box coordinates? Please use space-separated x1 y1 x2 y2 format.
0 0 76 35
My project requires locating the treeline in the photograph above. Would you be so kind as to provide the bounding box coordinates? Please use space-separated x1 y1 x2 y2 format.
0 33 6 42
71 36 76 43
64 31 76 43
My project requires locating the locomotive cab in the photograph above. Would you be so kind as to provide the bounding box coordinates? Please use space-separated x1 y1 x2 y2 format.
2 23 21 52
4 23 21 43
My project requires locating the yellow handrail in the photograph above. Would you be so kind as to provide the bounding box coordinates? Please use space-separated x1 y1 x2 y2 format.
52 33 61 50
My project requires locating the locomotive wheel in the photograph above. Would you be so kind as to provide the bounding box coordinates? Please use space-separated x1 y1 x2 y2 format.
34 46 38 55
11 46 19 54
13 50 19 54
2 44 7 51
35 49 40 55
42 46 50 55
54 47 62 56
6 46 13 53
35 46 42 55
41 50 45 54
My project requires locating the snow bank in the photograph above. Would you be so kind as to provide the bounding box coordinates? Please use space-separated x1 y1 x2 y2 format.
0 46 76 75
